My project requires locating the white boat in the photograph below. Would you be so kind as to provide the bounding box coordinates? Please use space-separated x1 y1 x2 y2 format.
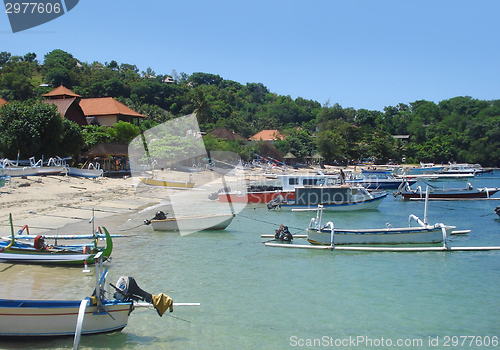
145 211 235 231
68 163 103 178
439 163 479 175
0 253 171 340
1 158 38 177
33 157 67 176
306 201 456 246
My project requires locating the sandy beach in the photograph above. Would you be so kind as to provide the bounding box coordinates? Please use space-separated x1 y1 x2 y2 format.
0 164 373 238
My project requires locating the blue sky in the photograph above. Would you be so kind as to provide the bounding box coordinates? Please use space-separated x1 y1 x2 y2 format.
1 0 499 111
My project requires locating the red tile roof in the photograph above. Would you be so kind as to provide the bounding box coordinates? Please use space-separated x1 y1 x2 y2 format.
79 97 145 118
249 130 284 141
0 97 9 107
43 85 82 98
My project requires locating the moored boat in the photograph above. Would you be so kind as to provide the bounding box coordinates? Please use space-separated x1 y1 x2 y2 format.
0 253 175 339
267 182 387 211
346 169 416 190
306 204 456 245
399 182 500 200
0 214 113 265
214 173 339 203
144 211 235 231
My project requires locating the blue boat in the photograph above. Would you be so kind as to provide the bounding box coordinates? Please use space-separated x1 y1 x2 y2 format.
346 169 416 190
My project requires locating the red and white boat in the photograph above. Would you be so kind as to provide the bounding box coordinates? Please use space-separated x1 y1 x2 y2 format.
213 173 339 204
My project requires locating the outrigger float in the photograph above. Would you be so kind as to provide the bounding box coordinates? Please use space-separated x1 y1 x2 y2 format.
264 187 500 252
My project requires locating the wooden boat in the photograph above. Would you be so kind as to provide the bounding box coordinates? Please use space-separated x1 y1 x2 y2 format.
139 177 195 189
399 182 500 200
306 202 456 245
145 211 235 231
0 214 112 265
68 163 103 178
346 169 416 190
267 182 387 211
0 253 178 340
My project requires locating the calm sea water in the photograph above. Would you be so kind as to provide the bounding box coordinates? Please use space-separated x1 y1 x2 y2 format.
1 172 500 349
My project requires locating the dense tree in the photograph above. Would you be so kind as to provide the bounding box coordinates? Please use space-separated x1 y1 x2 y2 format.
0 101 82 158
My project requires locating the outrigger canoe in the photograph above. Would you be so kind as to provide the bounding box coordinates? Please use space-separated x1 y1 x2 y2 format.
0 214 112 265
0 253 180 343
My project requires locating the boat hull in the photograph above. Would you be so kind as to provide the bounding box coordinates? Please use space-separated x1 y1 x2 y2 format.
2 167 38 177
68 167 103 178
0 299 131 337
140 177 195 189
281 192 387 211
307 226 452 245
151 214 235 231
402 188 499 200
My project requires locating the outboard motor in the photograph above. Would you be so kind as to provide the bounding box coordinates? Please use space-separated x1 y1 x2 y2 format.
281 226 293 242
495 205 500 217
111 276 174 316
112 276 153 303
267 195 286 210
144 211 168 225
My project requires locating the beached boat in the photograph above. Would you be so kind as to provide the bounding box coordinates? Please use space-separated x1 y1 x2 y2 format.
144 211 235 231
267 182 387 211
399 182 500 200
67 163 103 178
0 253 176 340
139 176 195 189
0 214 113 265
306 204 456 245
33 157 67 176
214 173 338 203
0 158 38 177
346 169 416 190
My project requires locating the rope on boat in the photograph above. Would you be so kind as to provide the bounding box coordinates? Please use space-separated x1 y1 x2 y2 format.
237 213 303 232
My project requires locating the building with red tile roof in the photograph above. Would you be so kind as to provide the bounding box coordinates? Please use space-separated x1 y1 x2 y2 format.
248 129 284 142
42 86 145 126
42 85 82 99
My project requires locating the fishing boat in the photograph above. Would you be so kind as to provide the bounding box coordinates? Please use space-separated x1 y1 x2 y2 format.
405 162 445 175
144 211 235 231
33 157 68 176
213 173 338 203
438 163 481 175
346 169 416 190
0 158 38 177
0 253 177 340
306 202 456 246
67 163 103 178
398 182 500 200
267 181 387 211
0 214 112 265
139 176 195 189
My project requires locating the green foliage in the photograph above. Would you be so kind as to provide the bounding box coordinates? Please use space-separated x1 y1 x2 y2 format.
1 49 500 166
0 101 82 158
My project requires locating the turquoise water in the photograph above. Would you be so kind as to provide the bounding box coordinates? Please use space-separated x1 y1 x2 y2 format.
1 173 500 349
